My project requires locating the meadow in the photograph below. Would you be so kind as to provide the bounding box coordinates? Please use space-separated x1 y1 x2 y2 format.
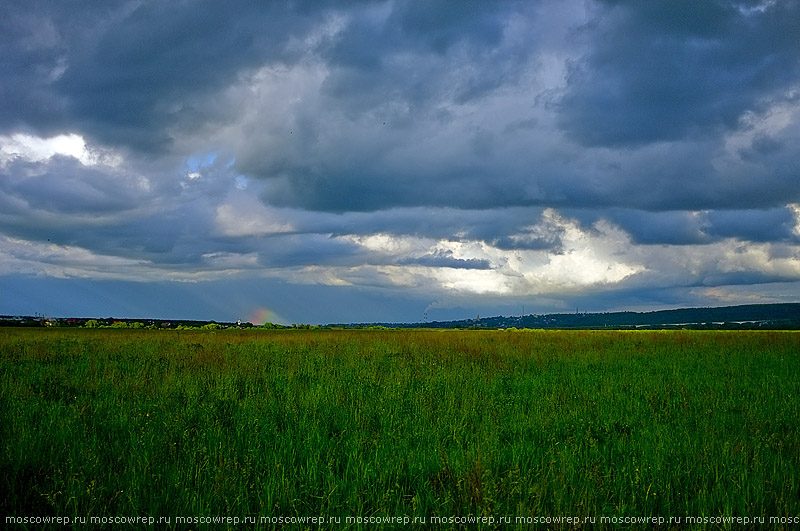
1 328 798 528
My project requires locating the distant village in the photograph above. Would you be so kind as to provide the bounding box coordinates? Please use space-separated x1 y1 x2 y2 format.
0 315 287 329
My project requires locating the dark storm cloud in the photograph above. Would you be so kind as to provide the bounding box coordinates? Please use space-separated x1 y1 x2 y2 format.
2 0 522 154
316 207 549 246
702 208 799 243
558 0 800 147
6 0 796 215
605 210 708 246
3 0 800 323
259 163 529 213
0 0 330 150
603 207 800 246
3 157 139 214
320 0 515 106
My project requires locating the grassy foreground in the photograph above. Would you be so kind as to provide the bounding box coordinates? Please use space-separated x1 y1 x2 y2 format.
1 328 798 528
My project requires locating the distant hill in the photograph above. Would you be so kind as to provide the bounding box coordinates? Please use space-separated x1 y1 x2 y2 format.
342 303 800 330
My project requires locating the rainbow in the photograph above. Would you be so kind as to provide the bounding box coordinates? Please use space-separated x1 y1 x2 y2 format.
246 307 285 326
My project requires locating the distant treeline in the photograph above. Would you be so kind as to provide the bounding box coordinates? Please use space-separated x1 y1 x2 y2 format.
3 303 800 330
335 303 800 330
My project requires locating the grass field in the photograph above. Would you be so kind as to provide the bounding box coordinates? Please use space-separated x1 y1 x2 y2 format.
1 328 799 528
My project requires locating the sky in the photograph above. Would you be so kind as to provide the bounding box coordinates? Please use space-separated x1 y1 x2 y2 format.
2 0 800 325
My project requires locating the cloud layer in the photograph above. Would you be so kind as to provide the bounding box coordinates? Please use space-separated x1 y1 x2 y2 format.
2 0 800 322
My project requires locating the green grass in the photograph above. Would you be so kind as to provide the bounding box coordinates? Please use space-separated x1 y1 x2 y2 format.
1 328 798 528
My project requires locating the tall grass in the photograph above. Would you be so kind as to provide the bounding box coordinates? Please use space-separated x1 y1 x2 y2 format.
1 329 798 527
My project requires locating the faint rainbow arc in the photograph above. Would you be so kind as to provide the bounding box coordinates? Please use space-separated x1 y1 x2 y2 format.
246 307 285 325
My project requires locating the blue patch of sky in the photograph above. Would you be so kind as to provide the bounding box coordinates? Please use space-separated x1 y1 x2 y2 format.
185 151 218 173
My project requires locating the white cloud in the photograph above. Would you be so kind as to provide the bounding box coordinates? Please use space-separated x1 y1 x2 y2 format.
431 267 512 295
0 133 121 167
214 194 295 237
791 204 800 238
341 233 431 256
718 87 800 166
331 209 643 297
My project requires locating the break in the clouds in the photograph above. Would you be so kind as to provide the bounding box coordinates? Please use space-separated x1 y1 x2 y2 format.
2 0 800 323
